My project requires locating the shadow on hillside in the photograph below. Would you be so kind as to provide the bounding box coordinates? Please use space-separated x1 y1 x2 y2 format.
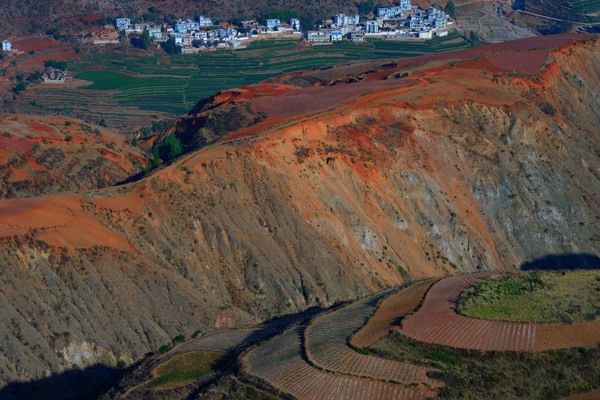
512 0 525 11
0 305 330 400
521 253 600 271
0 363 131 400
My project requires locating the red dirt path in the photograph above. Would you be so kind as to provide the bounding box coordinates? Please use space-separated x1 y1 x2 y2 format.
398 273 600 352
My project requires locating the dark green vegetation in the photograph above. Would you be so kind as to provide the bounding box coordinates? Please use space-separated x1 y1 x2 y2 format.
146 352 225 388
371 331 600 399
44 59 68 71
148 100 265 167
458 270 600 324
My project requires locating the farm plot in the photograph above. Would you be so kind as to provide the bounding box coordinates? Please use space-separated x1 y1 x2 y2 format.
244 326 432 400
164 306 323 358
77 71 190 115
7 33 469 133
351 280 437 349
304 289 441 389
398 273 539 352
399 273 600 352
10 84 167 132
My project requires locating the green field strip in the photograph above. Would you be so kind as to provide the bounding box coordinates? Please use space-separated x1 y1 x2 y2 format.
63 33 471 122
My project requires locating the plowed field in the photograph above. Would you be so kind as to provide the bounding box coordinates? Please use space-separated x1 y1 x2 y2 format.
244 326 432 400
305 289 442 390
399 273 600 351
352 280 437 348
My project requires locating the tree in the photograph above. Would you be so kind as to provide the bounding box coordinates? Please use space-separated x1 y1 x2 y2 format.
141 29 151 49
266 9 299 20
300 13 317 31
356 0 375 17
161 37 181 54
468 31 481 46
142 13 158 22
27 71 42 83
45 59 67 70
13 81 26 95
46 27 60 39
131 30 151 49
230 18 244 27
158 134 183 161
445 1 456 19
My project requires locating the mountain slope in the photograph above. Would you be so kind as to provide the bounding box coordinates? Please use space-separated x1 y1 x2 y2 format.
0 115 148 198
0 34 598 395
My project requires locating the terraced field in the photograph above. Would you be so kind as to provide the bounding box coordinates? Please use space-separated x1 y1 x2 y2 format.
399 273 600 351
351 280 437 349
164 307 323 356
8 33 470 132
304 288 441 390
244 326 431 400
142 272 600 398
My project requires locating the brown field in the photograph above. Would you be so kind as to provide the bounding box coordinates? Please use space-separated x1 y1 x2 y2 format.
351 280 437 348
399 273 600 351
244 326 431 400
305 290 442 391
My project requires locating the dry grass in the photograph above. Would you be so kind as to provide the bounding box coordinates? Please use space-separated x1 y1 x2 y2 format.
458 270 600 324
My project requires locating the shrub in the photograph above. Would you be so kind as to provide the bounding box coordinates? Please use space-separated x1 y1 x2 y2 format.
172 334 186 344
540 101 557 116
45 59 67 70
158 344 171 354
13 81 26 95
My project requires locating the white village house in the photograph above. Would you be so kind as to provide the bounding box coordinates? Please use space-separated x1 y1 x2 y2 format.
266 19 281 30
2 40 11 52
115 18 131 31
198 16 213 27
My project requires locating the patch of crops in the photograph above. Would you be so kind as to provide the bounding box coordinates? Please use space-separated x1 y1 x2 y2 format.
55 33 471 130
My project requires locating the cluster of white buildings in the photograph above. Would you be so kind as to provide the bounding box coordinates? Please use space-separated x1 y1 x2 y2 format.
374 3 452 39
114 15 304 52
307 1 452 43
112 1 453 53
2 40 11 52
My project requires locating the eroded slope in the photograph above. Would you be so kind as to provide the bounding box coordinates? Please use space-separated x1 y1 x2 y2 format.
0 35 598 391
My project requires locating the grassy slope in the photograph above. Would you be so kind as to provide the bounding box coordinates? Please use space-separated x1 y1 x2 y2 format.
146 351 225 388
457 271 600 324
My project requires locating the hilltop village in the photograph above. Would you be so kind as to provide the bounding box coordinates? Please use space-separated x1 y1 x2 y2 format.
110 0 453 53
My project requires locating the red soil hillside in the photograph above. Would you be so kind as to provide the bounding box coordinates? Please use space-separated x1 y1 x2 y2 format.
0 115 148 198
0 34 598 389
